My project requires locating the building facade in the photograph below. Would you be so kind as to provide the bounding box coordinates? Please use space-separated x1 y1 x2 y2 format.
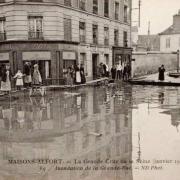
0 0 132 83
159 10 180 52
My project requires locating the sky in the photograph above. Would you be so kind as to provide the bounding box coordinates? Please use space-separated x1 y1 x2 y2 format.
132 0 180 35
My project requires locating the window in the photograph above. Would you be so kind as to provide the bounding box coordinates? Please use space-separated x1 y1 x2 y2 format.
93 24 98 44
80 53 87 75
79 21 86 43
104 54 109 66
28 16 43 39
64 0 71 6
123 31 128 47
0 17 6 41
93 0 98 14
64 17 72 41
79 0 86 11
28 0 43 2
115 2 119 20
166 38 171 48
124 5 128 22
104 0 109 17
104 27 109 45
114 29 119 46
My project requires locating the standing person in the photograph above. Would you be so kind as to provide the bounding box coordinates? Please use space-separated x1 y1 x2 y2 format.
24 62 32 88
111 65 117 81
158 65 166 81
116 63 122 80
32 64 42 86
103 63 107 77
80 64 86 84
99 63 104 77
126 63 131 80
1 65 12 94
75 64 81 85
105 64 109 77
66 67 73 86
13 70 24 90
123 64 128 81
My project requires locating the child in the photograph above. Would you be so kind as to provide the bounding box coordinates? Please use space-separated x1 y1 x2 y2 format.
14 70 24 90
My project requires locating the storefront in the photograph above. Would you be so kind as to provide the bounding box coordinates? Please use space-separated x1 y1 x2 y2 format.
0 52 10 77
22 51 51 83
113 47 133 66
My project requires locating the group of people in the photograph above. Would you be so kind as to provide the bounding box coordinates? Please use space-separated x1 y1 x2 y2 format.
65 64 86 86
0 62 42 94
111 63 131 81
97 63 110 78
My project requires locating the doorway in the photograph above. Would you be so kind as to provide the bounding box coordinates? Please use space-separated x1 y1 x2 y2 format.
92 54 99 80
23 60 51 84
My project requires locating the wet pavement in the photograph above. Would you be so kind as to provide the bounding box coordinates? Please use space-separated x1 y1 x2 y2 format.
0 84 180 180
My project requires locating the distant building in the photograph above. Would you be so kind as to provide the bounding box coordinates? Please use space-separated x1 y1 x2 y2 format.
159 10 180 52
137 35 160 52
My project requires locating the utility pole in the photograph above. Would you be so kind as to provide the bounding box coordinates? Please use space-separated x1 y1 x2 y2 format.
147 21 151 51
138 0 141 27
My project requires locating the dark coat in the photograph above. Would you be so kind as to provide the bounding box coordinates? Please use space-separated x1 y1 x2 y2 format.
80 67 86 84
111 67 116 79
1 69 12 82
158 67 165 81
24 64 31 75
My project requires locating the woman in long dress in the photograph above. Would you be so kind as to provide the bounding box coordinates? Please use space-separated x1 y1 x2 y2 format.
158 65 165 81
80 64 86 84
75 65 81 85
1 65 12 94
32 64 42 86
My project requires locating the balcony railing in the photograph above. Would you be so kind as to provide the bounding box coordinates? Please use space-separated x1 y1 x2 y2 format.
80 35 86 43
28 31 43 40
0 32 6 41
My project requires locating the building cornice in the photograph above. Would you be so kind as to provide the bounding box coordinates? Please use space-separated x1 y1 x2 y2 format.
0 1 131 27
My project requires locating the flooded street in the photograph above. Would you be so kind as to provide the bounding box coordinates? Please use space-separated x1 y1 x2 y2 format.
0 84 180 180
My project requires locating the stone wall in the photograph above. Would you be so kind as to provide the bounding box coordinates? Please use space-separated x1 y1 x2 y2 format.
132 51 178 77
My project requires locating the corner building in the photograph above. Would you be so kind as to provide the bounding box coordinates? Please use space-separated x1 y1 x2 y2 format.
0 0 132 82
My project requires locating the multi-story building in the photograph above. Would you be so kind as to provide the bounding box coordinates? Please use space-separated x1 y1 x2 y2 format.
159 10 180 52
0 0 132 82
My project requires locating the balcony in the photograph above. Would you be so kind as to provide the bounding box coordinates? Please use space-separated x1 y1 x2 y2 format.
0 32 6 41
28 31 43 40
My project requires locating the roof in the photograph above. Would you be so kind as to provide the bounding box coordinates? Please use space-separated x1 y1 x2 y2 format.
137 35 160 51
159 25 180 35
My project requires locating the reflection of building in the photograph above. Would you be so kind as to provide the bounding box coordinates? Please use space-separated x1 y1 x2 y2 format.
159 10 180 52
0 0 132 82
0 86 133 180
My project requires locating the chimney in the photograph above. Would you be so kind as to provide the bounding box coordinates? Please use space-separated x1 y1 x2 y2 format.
173 10 180 32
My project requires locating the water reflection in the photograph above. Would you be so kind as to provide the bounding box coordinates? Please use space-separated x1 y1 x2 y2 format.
0 85 133 180
1 85 180 179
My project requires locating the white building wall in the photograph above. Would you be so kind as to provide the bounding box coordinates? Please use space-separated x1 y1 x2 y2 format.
160 34 180 52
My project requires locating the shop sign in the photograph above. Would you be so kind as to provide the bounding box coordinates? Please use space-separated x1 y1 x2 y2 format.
23 51 51 61
63 51 76 60
0 53 9 61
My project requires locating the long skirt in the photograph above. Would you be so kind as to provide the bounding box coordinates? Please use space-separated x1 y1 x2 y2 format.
1 80 11 91
76 71 81 83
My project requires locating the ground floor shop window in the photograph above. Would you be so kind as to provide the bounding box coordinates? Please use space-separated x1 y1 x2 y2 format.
23 60 51 84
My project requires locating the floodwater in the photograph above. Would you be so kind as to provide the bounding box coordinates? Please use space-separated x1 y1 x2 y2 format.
0 84 180 180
